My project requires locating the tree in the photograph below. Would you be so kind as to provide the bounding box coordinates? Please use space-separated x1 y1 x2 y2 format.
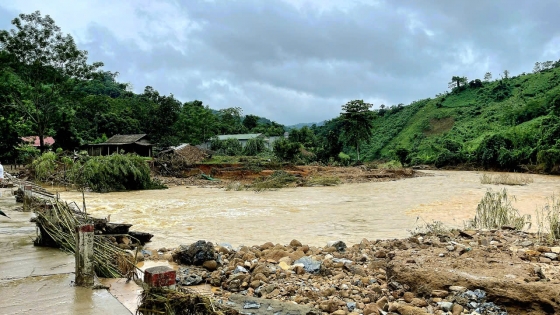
448 76 467 90
0 11 103 151
242 114 260 131
533 62 541 73
340 100 375 161
483 72 492 82
501 70 510 80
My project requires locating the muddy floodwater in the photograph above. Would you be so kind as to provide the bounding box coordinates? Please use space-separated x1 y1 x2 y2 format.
57 170 560 249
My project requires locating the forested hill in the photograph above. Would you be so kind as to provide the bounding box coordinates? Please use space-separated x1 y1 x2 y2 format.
361 63 560 171
0 12 284 160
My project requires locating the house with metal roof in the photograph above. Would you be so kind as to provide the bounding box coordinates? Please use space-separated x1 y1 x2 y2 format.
201 133 267 150
86 134 153 157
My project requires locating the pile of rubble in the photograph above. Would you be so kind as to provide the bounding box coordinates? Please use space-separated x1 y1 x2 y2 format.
143 229 560 315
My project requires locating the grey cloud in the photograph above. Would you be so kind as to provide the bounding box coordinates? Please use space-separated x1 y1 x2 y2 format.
2 1 560 124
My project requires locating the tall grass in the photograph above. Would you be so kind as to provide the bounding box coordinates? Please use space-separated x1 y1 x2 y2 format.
466 188 531 230
480 173 533 185
535 195 560 241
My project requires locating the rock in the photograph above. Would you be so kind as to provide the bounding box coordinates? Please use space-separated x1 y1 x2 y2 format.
544 252 558 260
449 285 467 293
451 303 464 315
431 290 449 298
202 260 218 271
177 240 215 265
278 261 290 271
332 310 347 315
259 242 274 250
347 302 356 312
438 301 453 312
374 250 387 258
250 280 261 289
403 292 414 303
550 247 560 254
520 240 533 247
234 266 248 274
446 245 455 251
294 256 322 274
327 240 347 252
263 249 289 261
411 298 428 307
128 231 153 245
396 304 431 315
243 301 260 309
176 269 203 286
252 264 271 276
290 239 302 247
363 303 381 315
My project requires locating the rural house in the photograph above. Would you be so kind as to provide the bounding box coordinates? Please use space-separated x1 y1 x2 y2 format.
202 133 266 149
86 134 153 157
21 136 56 148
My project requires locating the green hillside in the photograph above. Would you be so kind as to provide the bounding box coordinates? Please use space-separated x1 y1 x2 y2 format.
361 65 560 171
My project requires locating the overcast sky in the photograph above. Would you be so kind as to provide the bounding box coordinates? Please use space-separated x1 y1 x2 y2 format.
1 1 560 125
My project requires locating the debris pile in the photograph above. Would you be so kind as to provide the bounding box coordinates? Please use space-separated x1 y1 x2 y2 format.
142 228 560 315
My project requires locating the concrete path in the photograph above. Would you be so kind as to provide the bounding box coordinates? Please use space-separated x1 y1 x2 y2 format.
0 189 133 315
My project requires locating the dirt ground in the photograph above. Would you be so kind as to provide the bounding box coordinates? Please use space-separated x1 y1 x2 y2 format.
156 165 419 187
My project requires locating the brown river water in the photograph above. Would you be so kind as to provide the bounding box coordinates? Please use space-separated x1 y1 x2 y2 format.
53 170 560 249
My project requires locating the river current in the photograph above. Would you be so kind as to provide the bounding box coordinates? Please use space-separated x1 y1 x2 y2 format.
56 170 560 249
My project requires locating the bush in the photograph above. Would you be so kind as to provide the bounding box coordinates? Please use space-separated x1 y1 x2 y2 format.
338 152 351 165
466 188 531 230
210 138 242 156
273 138 301 161
395 148 410 166
537 148 560 172
243 138 267 156
474 134 514 168
32 151 59 181
70 154 165 192
535 195 560 241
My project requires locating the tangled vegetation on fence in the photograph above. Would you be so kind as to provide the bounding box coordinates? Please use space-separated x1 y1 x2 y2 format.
31 151 166 192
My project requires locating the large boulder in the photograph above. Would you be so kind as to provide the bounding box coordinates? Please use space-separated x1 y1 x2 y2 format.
176 240 215 265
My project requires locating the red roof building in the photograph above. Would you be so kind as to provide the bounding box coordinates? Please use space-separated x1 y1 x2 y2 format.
21 136 56 147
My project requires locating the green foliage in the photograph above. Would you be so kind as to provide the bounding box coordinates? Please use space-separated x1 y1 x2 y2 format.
249 170 298 191
16 144 40 163
31 151 58 181
210 138 243 156
70 154 165 192
273 138 301 161
340 100 375 161
537 149 560 173
466 189 531 230
338 152 351 166
535 195 560 241
243 138 267 156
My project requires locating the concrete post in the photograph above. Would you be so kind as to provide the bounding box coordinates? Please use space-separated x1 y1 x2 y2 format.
23 185 33 211
144 266 176 290
75 224 95 287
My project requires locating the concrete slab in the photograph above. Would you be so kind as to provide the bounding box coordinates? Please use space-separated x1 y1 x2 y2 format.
0 274 131 315
0 189 132 315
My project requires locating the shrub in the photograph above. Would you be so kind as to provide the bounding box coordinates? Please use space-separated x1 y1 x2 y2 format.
465 188 531 230
273 138 301 161
474 134 514 168
32 151 59 181
70 154 165 192
249 170 298 191
338 152 351 165
210 138 243 156
395 148 410 166
537 148 560 172
480 173 533 185
535 195 560 241
243 138 267 156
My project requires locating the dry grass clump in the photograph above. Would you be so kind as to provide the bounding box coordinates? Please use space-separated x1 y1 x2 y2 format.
34 199 137 278
249 170 298 192
303 176 341 187
139 288 239 315
535 195 560 241
465 188 531 230
409 218 449 236
480 173 533 186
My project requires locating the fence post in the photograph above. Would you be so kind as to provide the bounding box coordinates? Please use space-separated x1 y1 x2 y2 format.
23 185 33 211
75 224 95 287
